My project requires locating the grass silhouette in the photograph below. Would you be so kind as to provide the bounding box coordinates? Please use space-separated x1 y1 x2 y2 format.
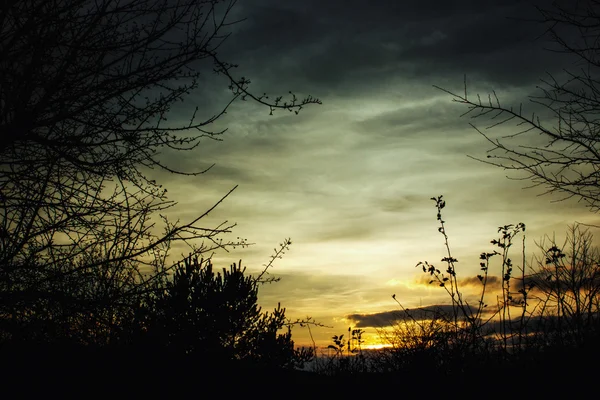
306 196 599 396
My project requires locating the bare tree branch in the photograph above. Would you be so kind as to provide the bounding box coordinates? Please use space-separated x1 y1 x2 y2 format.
436 2 600 212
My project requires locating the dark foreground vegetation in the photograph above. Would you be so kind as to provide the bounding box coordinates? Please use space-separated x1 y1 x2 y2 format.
2 198 599 398
0 251 318 396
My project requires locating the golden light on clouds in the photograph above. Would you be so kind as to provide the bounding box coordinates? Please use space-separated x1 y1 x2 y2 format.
363 343 393 350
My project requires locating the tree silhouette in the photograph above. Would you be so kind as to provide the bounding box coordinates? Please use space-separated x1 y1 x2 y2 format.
0 0 320 345
132 256 313 369
436 1 600 211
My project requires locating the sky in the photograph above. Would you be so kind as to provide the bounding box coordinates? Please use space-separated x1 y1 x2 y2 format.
149 0 600 349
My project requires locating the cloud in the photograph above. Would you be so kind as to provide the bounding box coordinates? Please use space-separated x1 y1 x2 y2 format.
347 304 480 327
413 273 502 290
346 310 404 328
220 0 566 101
458 275 502 290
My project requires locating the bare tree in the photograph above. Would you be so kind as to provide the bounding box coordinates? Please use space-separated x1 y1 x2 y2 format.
529 223 600 346
0 0 320 341
436 1 600 211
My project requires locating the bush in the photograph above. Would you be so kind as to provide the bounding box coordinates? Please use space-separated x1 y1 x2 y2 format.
129 255 313 370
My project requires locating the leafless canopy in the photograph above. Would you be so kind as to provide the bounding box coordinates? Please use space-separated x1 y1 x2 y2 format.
436 1 600 212
0 0 320 312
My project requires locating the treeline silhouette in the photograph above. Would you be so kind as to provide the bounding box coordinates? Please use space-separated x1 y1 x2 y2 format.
0 255 319 394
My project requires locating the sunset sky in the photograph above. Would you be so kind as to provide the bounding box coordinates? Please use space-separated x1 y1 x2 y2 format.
150 0 600 348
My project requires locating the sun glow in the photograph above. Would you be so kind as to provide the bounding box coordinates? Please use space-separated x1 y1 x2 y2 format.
363 343 393 350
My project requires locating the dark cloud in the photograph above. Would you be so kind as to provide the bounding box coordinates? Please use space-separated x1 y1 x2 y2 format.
226 4 326 54
346 310 404 328
458 275 502 289
347 304 479 327
524 268 600 296
348 301 600 335
479 312 600 339
220 0 566 100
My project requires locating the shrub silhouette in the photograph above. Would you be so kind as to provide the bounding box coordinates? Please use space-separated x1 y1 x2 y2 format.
132 255 312 369
0 248 319 399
